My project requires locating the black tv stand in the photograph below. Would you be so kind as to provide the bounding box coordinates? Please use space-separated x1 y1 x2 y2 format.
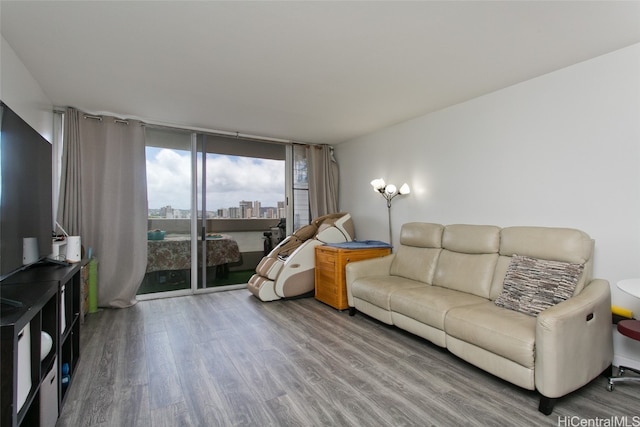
41 258 72 267
1 262 83 427
0 297 24 308
12 259 71 277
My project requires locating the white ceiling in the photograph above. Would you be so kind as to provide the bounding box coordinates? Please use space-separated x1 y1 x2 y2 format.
2 1 640 144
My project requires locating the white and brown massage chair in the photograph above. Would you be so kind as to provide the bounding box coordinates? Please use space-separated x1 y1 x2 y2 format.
247 212 355 301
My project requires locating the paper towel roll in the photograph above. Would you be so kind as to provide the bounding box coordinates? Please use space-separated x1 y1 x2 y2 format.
23 237 39 265
66 236 81 263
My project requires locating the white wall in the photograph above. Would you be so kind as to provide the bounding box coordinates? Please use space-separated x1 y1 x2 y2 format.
336 43 640 366
1 35 54 141
337 43 639 284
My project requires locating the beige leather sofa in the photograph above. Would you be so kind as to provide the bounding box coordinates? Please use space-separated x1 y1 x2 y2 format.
345 222 612 415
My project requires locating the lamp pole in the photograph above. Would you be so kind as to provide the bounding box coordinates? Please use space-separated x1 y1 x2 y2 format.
370 179 410 246
387 201 393 244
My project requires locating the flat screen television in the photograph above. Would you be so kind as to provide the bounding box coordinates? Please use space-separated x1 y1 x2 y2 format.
0 102 53 281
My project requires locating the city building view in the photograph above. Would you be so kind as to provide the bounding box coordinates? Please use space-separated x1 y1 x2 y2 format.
148 200 286 219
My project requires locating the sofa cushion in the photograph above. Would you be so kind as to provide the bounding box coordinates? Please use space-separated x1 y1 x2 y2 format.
500 226 593 294
445 301 536 368
432 224 501 299
442 224 501 254
390 223 443 283
500 227 592 263
433 252 499 299
494 255 584 317
397 222 444 247
350 276 425 311
390 286 487 330
390 246 441 283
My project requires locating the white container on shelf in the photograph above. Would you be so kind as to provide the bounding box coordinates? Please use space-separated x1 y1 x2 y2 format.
60 285 66 334
17 324 32 411
40 356 58 427
51 240 67 261
23 237 39 265
41 331 53 361
66 236 81 263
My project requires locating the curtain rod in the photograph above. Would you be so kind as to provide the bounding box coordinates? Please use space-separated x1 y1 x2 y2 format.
145 122 324 147
83 114 129 125
54 107 326 147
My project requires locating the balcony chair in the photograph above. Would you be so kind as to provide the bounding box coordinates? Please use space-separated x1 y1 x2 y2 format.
608 319 640 391
247 212 355 301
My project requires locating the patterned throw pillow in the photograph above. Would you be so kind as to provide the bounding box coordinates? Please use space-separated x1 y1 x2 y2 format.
494 255 584 317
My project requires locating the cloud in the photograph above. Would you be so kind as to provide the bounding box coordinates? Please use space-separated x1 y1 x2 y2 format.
146 148 285 210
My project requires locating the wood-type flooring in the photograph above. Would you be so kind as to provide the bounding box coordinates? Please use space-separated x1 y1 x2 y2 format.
57 289 639 426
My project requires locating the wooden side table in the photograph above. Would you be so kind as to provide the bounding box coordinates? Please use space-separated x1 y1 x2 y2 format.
314 245 391 310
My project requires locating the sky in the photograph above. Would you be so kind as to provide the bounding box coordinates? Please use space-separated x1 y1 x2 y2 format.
145 147 285 211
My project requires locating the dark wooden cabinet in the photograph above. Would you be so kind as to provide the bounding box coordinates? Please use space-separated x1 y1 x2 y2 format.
1 262 82 427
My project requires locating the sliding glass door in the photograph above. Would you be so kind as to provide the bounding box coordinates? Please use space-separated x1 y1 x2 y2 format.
195 134 286 289
139 127 193 296
138 128 291 298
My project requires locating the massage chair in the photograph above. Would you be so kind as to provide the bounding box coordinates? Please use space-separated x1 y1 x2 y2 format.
247 212 355 301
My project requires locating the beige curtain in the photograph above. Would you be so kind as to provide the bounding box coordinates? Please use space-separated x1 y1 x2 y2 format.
57 108 82 235
307 144 339 218
58 108 147 308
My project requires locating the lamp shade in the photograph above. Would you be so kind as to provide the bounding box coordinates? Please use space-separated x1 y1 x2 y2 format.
384 184 397 195
399 183 410 194
370 178 386 191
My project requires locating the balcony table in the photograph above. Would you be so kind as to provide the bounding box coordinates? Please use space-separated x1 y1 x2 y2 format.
618 279 640 299
146 234 241 273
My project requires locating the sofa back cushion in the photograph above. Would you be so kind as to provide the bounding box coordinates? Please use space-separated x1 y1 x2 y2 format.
433 224 501 298
491 226 594 298
390 222 444 283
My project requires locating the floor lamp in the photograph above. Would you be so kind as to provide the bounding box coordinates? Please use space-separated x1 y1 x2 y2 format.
370 178 410 244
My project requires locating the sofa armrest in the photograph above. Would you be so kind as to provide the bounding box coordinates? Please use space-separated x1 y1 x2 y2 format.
535 279 613 398
345 254 395 307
